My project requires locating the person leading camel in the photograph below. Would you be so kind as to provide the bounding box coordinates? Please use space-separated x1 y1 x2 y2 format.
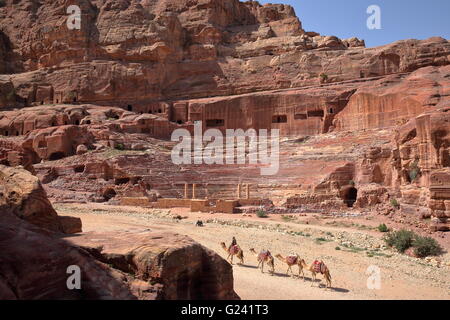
300 259 332 289
249 248 275 274
220 241 244 265
275 253 306 279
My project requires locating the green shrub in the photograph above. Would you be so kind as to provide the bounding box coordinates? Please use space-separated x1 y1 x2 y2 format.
115 143 125 150
390 198 400 209
256 209 268 218
413 236 442 258
377 223 389 233
335 246 341 250
319 73 328 82
384 229 415 253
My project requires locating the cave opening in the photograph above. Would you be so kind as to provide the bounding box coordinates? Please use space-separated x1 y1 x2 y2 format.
74 165 85 173
103 188 117 201
272 115 287 123
49 152 66 161
115 178 130 185
343 187 358 207
127 105 133 111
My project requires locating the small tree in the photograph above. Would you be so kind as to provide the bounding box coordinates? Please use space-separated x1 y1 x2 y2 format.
413 236 442 258
390 198 400 209
319 73 329 83
384 229 415 253
256 209 268 218
377 223 389 233
115 143 125 151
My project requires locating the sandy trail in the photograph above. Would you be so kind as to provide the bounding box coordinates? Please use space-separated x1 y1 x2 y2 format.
56 203 450 300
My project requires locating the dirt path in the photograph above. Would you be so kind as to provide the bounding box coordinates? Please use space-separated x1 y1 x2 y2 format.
56 203 450 300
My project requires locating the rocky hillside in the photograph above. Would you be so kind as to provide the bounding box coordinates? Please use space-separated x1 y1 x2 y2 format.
0 2 449 232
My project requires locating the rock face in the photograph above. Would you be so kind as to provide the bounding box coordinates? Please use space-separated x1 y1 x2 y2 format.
0 165 239 300
0 1 449 234
0 208 136 300
1 0 447 112
69 230 239 300
0 164 81 233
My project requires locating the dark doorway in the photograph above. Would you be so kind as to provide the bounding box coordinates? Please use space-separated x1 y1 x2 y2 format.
74 165 85 173
272 115 287 123
115 177 130 185
127 105 133 111
103 188 117 201
49 152 65 161
342 187 358 207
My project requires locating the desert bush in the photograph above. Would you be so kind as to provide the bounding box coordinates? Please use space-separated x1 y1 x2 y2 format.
413 236 442 258
256 209 268 218
319 73 328 83
384 229 415 253
115 143 125 151
377 223 389 232
390 198 400 209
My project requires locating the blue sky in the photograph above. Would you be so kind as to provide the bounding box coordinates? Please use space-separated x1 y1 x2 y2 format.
259 0 450 47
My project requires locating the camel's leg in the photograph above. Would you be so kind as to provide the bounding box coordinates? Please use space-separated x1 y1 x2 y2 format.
286 265 290 275
311 272 316 287
230 254 234 265
298 266 304 280
261 261 265 273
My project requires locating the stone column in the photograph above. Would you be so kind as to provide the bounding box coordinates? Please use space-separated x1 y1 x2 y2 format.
237 184 241 199
184 183 188 199
246 184 250 199
192 184 196 199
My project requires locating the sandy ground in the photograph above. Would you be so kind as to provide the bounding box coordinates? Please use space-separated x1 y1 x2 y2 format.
55 203 450 300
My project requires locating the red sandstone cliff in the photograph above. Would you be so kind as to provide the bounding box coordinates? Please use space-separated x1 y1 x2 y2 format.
0 1 449 232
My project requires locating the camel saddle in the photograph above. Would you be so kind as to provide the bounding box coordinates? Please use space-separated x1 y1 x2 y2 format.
229 245 240 255
313 260 326 274
286 255 298 265
259 250 271 261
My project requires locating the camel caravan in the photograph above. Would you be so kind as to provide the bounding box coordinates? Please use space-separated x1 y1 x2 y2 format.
221 237 332 289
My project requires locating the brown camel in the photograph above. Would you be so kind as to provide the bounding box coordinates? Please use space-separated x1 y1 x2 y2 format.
275 254 306 279
300 260 332 289
220 242 244 265
249 248 275 274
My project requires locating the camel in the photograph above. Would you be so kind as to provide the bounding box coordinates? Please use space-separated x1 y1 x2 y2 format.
249 248 275 274
220 242 244 265
275 254 306 279
300 260 332 289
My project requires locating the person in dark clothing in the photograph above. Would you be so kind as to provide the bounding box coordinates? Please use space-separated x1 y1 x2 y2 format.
229 236 237 251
